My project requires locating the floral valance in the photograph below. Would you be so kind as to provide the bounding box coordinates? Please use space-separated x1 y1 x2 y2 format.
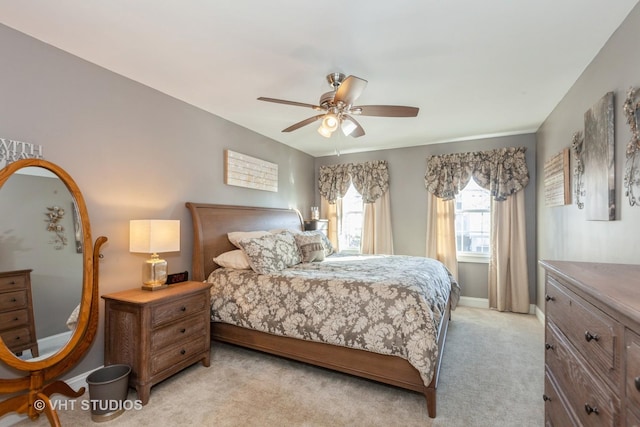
319 160 389 204
424 147 529 201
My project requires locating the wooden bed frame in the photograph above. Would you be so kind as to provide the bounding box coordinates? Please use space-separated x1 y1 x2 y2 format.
186 202 451 418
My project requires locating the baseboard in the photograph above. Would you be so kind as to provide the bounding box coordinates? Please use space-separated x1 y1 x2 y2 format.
458 296 489 309
535 305 545 325
458 296 539 316
0 366 102 426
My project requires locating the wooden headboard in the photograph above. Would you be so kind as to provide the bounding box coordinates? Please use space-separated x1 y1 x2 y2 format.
185 203 304 281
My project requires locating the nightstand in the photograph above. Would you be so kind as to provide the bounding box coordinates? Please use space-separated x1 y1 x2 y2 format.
303 219 329 236
102 281 212 405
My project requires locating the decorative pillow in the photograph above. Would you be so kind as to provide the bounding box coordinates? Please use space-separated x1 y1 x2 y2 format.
227 230 270 248
293 233 325 263
237 231 302 274
213 249 251 269
289 230 334 257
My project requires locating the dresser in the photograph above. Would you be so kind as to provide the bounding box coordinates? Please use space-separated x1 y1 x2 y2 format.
102 281 212 404
0 269 38 358
540 260 640 426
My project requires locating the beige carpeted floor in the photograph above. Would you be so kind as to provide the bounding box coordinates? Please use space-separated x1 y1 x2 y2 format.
15 306 544 426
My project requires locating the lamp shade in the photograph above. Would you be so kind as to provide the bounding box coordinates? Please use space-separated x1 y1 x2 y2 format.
130 220 180 254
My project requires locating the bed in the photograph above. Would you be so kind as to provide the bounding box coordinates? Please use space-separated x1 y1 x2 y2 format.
186 202 459 418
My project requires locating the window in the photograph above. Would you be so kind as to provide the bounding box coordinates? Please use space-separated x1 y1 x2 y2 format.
454 179 490 262
338 183 363 253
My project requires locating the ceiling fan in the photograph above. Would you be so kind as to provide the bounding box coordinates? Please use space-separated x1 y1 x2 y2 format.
257 72 419 138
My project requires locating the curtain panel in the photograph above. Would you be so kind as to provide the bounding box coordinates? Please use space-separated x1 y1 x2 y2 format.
424 147 529 201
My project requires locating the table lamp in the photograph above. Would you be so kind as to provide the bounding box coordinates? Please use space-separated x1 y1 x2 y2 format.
130 219 180 291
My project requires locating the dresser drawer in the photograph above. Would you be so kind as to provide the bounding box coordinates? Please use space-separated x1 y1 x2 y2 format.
0 309 29 331
546 278 622 387
626 330 640 410
545 323 620 426
151 336 209 375
0 291 27 312
151 315 205 352
627 408 640 427
151 293 206 328
544 370 578 427
0 327 32 349
0 275 26 292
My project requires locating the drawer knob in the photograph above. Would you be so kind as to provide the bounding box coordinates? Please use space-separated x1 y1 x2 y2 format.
9 281 16 285
542 394 551 402
10 298 16 303
635 376 640 392
180 349 186 355
180 328 186 333
584 331 599 342
545 294 555 302
544 343 554 350
180 306 186 312
584 403 599 415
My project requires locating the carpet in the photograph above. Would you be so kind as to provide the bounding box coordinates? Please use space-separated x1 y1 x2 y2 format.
15 306 544 426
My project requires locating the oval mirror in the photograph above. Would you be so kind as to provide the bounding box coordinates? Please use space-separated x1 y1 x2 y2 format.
0 158 107 424
0 165 82 362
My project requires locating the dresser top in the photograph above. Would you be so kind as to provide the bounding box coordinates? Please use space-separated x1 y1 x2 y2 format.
101 281 211 305
540 260 640 325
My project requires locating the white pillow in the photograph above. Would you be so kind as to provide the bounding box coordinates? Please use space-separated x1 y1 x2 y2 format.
227 230 270 248
213 249 251 269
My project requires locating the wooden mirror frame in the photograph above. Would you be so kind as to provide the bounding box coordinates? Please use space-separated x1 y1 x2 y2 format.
0 159 107 426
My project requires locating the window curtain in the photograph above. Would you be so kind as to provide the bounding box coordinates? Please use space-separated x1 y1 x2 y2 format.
319 160 393 255
424 147 530 313
425 192 458 280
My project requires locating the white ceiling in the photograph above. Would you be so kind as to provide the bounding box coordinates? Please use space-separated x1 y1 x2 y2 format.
0 1 637 157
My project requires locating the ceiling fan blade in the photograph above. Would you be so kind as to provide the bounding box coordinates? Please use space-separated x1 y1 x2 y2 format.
353 105 419 117
342 114 365 138
334 76 368 107
282 114 325 132
258 97 323 111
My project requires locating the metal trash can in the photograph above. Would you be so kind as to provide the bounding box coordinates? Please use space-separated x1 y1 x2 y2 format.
86 364 131 422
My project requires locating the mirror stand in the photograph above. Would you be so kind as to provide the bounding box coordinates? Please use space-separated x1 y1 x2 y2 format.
0 159 108 426
0 236 106 426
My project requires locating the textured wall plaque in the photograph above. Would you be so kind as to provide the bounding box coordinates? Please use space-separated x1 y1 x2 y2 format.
224 150 278 192
544 148 570 207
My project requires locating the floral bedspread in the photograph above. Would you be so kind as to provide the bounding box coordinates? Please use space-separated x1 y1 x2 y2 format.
207 254 460 385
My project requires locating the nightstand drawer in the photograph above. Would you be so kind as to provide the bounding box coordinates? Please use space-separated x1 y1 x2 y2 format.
0 327 32 349
151 315 205 352
152 336 209 375
151 293 206 327
0 309 28 330
0 291 27 312
0 275 26 292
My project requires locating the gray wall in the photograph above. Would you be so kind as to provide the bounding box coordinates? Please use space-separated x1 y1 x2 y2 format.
314 133 537 302
536 4 640 309
0 24 315 379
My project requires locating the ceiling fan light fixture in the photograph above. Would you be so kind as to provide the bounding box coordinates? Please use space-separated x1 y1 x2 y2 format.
322 113 339 131
317 125 333 138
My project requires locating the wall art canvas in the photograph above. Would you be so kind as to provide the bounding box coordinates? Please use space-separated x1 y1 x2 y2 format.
544 148 570 207
224 150 278 192
583 92 615 220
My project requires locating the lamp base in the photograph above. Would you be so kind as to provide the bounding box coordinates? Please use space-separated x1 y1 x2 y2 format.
141 254 168 291
141 283 169 291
